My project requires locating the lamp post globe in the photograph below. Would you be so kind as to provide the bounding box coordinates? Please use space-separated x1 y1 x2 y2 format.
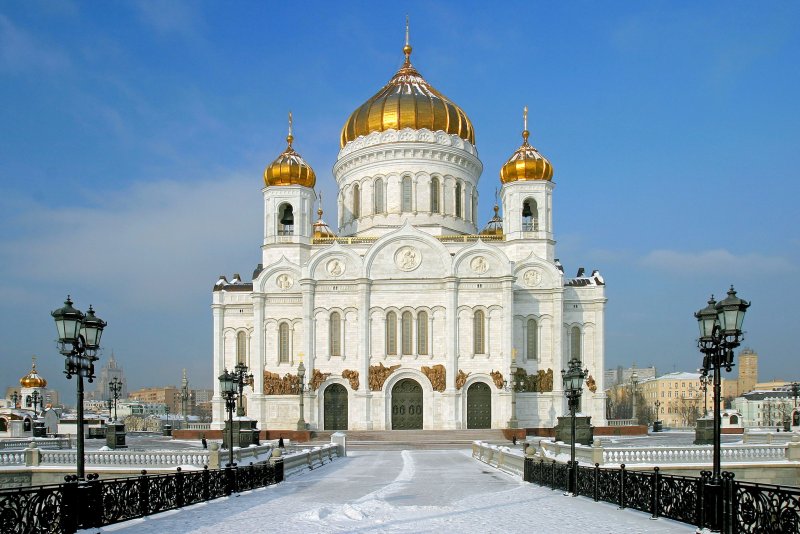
51 296 107 480
695 286 749 532
218 369 237 467
561 357 588 496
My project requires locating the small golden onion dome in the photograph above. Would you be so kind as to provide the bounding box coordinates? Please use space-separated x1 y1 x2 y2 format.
340 40 474 148
312 206 336 239
20 359 47 388
500 107 553 183
264 113 316 188
481 204 504 236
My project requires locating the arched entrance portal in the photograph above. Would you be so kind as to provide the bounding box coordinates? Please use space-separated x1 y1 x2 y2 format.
324 384 348 430
392 379 423 430
467 382 492 429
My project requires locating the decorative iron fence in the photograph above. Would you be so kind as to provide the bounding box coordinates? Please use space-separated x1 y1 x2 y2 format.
0 460 284 534
523 458 800 533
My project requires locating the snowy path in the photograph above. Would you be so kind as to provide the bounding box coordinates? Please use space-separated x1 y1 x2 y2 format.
96 450 695 533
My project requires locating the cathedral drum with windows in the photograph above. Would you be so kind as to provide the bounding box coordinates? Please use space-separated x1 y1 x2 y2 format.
211 37 607 432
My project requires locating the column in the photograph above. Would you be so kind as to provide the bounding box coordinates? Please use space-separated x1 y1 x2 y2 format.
356 278 373 429
211 302 226 430
502 277 515 428
251 294 266 424
442 277 459 429
301 279 316 372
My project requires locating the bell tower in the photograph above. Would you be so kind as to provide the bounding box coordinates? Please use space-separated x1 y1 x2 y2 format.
500 107 555 261
262 113 317 247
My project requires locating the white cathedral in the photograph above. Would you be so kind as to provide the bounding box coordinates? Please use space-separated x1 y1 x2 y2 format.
211 38 607 432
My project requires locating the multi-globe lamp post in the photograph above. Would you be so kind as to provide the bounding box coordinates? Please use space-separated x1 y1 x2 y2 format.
694 286 749 531
561 357 587 496
11 391 20 409
109 376 122 421
629 370 639 423
218 369 237 467
51 296 107 480
27 390 42 417
233 362 254 417
653 400 662 432
297 358 307 431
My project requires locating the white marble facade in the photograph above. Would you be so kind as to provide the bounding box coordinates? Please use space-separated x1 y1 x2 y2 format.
211 118 608 431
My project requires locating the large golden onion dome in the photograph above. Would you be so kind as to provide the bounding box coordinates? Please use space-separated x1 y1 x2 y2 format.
340 36 475 148
500 107 553 183
263 113 316 188
20 357 47 388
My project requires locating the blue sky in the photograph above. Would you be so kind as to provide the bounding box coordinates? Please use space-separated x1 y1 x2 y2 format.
1 1 798 399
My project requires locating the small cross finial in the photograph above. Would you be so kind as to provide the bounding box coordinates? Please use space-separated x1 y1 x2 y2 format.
523 106 528 131
403 15 412 64
287 111 294 145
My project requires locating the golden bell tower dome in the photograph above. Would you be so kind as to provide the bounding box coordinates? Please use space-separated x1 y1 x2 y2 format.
20 356 47 388
340 21 475 148
264 112 317 188
500 106 553 183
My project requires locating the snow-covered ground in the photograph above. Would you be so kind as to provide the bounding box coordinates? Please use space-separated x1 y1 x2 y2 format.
91 449 694 533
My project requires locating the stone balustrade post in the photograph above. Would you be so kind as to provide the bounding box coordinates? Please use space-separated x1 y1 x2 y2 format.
208 442 220 469
331 432 347 457
592 438 604 466
787 435 800 461
24 443 41 467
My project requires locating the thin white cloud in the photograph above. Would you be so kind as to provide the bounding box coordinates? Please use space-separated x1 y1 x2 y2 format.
640 249 794 276
0 14 70 72
0 174 262 310
133 0 203 39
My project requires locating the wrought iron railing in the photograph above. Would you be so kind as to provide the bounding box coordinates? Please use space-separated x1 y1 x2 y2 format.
0 460 283 534
523 458 800 533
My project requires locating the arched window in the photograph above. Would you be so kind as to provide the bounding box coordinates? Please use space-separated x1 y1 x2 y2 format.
455 182 462 218
474 310 485 354
430 177 440 213
386 312 397 355
352 184 360 218
526 318 538 360
401 311 413 355
330 312 341 357
570 326 581 361
402 176 412 212
417 311 428 355
522 198 538 231
278 204 294 236
374 178 384 214
236 331 247 364
279 323 290 363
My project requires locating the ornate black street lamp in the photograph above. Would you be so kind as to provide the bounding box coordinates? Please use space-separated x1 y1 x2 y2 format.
561 357 588 496
791 382 799 409
11 391 20 409
695 286 749 531
219 369 237 467
653 399 662 431
51 296 107 480
109 376 122 421
26 390 42 417
233 362 254 417
700 373 710 417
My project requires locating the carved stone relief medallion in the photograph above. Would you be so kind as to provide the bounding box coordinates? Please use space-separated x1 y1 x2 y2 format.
471 256 488 274
524 268 542 287
394 246 420 272
276 274 293 290
327 259 345 277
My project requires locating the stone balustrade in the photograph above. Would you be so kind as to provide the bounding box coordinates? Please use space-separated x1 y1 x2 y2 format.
472 441 525 477
0 438 72 450
606 419 637 427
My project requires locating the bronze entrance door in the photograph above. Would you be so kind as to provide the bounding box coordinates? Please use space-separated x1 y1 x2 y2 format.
467 382 491 429
324 383 348 430
391 379 423 430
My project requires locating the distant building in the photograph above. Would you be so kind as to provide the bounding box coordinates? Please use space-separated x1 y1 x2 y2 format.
604 364 657 388
128 386 181 414
734 390 794 428
638 372 724 428
90 352 128 401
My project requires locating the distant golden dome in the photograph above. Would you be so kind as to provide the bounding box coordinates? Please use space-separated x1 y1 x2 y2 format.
500 107 553 183
20 359 47 388
264 113 316 188
340 43 474 148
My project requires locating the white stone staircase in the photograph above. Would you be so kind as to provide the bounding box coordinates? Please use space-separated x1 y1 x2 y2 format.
309 430 509 450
